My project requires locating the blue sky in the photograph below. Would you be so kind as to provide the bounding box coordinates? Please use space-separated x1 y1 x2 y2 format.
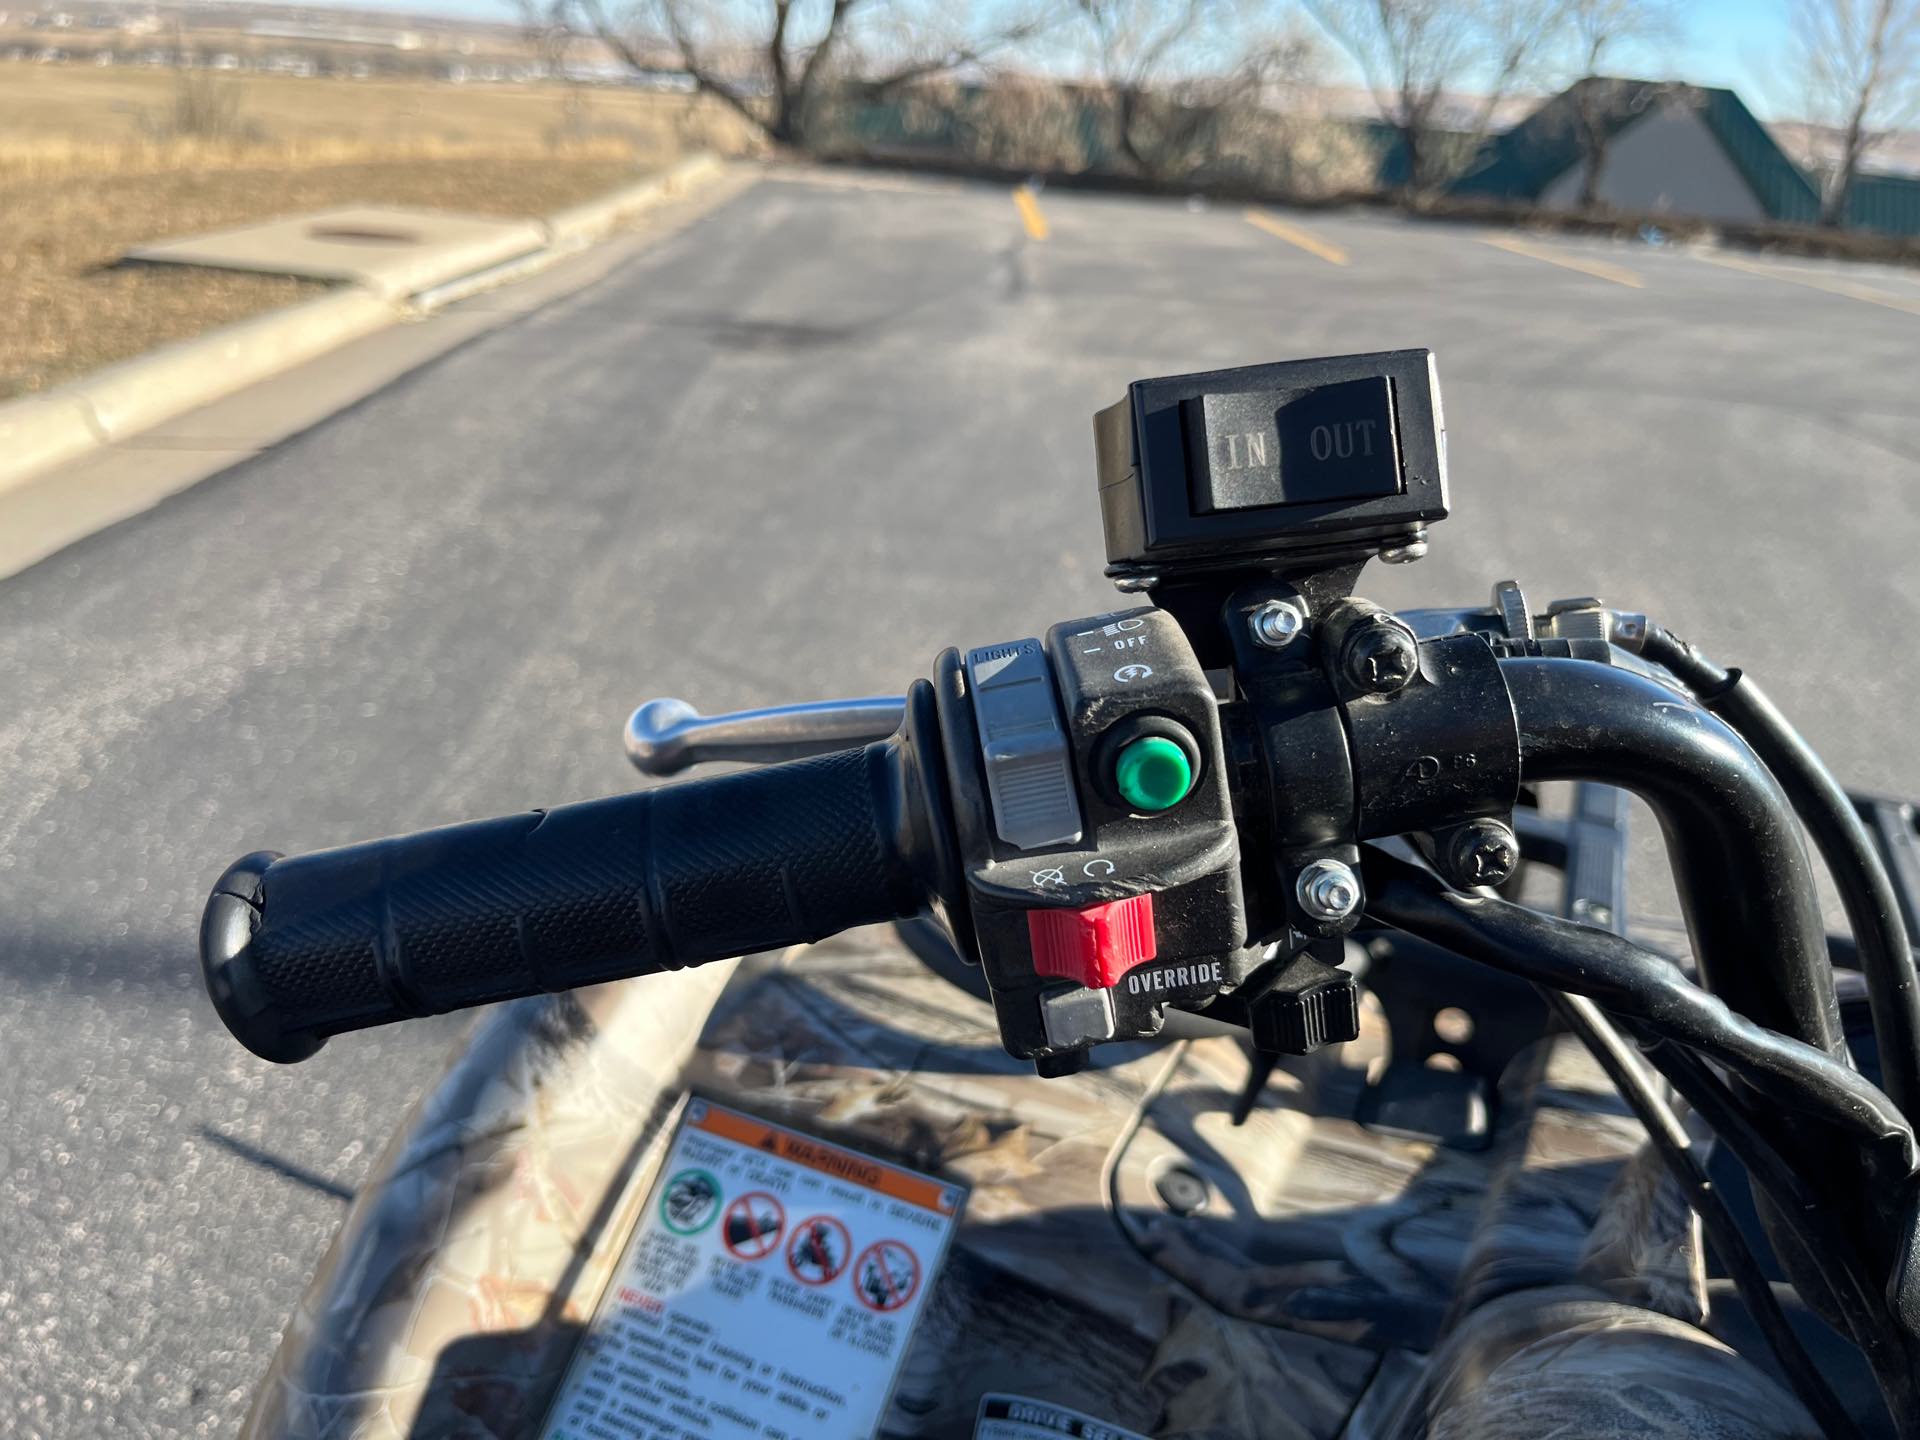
1642 0 1793 112
314 0 1804 118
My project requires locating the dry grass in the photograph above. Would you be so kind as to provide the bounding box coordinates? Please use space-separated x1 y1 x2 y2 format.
0 62 748 160
0 62 759 398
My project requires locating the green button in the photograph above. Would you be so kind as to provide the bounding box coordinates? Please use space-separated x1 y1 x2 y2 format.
1114 735 1194 812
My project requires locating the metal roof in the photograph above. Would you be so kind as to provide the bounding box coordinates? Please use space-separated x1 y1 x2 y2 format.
1456 77 1920 237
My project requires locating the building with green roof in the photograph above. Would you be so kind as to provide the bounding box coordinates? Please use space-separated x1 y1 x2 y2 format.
1453 76 1920 236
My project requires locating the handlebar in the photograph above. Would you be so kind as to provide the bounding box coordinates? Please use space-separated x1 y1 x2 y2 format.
201 739 938 1062
188 343 1920 1433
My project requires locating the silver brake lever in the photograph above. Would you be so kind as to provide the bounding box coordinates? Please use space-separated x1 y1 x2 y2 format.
624 696 907 776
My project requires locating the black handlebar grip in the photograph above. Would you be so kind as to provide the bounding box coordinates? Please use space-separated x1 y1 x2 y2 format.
201 742 933 1062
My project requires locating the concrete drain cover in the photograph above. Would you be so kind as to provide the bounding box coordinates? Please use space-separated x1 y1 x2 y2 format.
125 205 547 299
305 224 425 246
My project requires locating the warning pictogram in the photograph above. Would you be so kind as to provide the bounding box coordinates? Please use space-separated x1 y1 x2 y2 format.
785 1215 851 1286
543 1102 967 1440
852 1239 921 1312
721 1191 786 1261
659 1168 722 1236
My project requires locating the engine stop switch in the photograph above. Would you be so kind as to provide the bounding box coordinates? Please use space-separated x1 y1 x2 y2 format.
936 607 1249 1067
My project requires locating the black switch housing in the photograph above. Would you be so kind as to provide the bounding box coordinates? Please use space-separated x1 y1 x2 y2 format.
1094 349 1447 582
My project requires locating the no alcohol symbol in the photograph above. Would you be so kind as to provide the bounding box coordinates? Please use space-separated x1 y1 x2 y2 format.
722 1191 787 1261
852 1239 921 1312
659 1168 721 1236
785 1215 851 1286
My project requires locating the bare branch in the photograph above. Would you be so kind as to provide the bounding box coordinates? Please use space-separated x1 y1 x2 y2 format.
1070 0 1319 180
1305 0 1563 195
1787 0 1920 224
1542 0 1673 207
793 0 866 119
579 0 1070 149
855 16 1056 100
578 0 766 132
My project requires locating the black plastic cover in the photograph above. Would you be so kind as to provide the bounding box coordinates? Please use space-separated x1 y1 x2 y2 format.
1094 350 1447 578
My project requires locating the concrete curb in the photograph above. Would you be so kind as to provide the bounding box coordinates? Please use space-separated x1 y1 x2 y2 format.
88 289 394 448
0 394 101 484
0 151 727 500
544 152 725 248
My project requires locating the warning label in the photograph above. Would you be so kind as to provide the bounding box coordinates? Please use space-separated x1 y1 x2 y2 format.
542 1100 966 1440
973 1395 1150 1440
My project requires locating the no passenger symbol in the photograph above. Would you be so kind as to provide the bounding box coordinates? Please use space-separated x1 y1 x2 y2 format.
785 1215 851 1285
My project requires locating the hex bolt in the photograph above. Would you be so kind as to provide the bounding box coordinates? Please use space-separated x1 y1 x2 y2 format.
1444 819 1520 888
1296 858 1362 922
1248 599 1306 650
1341 619 1420 695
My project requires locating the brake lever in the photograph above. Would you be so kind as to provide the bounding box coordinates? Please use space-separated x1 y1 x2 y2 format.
624 697 907 776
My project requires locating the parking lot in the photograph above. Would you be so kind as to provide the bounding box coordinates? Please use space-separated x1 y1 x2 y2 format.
2 166 1919 1434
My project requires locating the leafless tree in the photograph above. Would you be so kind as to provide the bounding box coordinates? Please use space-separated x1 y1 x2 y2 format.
1073 0 1315 179
1561 0 1672 208
574 0 1055 149
518 0 569 76
1305 0 1568 197
1788 0 1920 225
518 0 593 141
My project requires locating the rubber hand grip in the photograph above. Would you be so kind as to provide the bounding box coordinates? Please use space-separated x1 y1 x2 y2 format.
201 743 926 1062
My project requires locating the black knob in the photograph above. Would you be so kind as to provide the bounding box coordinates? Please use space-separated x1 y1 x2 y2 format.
1250 961 1362 1055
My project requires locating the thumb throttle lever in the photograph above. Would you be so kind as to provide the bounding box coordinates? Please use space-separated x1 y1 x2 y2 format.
625 696 906 776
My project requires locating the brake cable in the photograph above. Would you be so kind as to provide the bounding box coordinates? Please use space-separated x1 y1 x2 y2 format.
1638 621 1920 1122
1546 989 1865 1440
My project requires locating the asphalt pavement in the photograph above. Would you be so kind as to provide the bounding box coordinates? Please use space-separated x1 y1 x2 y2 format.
3 166 1920 1435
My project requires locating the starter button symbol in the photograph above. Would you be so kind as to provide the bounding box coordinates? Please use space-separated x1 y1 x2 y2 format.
1114 663 1153 683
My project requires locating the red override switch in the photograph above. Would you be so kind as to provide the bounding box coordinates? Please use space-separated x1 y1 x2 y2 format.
1026 893 1158 989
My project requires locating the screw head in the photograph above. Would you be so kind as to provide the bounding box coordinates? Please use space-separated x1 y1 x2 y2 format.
1342 621 1420 694
1153 1164 1211 1216
1296 858 1362 922
1445 819 1520 887
1378 531 1429 565
1249 599 1306 650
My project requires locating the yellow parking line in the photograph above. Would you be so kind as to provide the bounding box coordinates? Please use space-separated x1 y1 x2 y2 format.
1012 186 1049 241
1479 233 1642 288
1244 209 1348 266
1696 250 1920 315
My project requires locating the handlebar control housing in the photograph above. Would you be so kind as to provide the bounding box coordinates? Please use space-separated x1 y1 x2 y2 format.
936 607 1248 1069
198 349 1515 1079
